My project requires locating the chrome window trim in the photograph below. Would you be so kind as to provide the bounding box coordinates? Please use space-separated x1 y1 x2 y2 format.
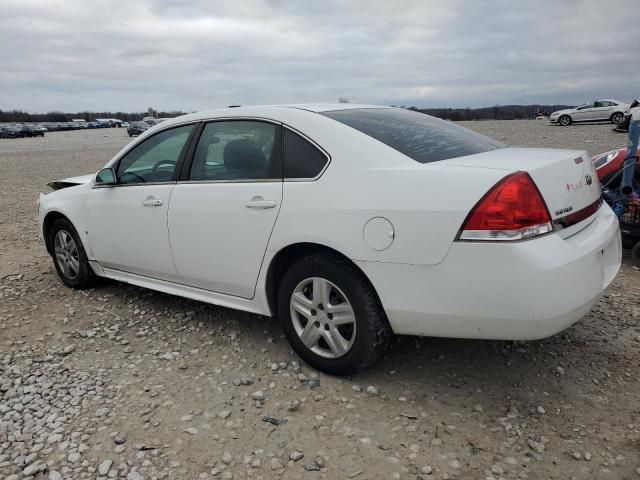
175 179 281 185
92 181 177 189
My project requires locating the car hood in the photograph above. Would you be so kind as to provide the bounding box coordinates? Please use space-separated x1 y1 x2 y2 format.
47 174 94 190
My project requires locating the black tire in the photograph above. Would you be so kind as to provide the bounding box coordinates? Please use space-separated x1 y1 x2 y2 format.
278 252 392 375
559 115 572 126
49 218 95 289
611 112 623 125
632 242 640 268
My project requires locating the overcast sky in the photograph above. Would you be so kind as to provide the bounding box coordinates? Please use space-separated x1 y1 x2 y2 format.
0 0 638 113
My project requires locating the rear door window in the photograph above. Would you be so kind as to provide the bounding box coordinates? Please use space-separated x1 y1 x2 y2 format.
283 129 329 179
189 121 281 181
321 108 503 164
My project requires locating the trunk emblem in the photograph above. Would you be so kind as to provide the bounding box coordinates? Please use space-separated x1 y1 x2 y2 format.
585 174 593 186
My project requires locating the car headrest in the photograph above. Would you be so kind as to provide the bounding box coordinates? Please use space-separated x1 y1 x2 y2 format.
223 139 266 173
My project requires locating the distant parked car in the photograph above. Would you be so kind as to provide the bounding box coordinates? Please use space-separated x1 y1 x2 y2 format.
549 99 629 126
0 126 19 138
26 125 44 137
127 122 149 137
26 125 45 137
12 125 44 137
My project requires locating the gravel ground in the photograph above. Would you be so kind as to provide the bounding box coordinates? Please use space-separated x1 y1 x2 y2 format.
1 121 639 480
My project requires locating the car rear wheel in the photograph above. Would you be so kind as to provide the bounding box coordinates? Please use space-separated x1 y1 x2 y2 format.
559 115 572 126
49 218 95 289
278 252 391 375
611 112 623 125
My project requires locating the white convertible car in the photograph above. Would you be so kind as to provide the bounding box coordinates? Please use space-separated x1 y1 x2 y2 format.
38 104 621 374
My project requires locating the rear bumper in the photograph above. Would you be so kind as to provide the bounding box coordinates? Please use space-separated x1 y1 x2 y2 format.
357 204 621 340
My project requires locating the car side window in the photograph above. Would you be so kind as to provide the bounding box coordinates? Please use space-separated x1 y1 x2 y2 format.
283 129 329 179
189 121 280 181
594 101 606 108
116 124 194 184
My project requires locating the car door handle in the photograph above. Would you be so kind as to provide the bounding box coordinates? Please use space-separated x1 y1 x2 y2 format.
245 197 277 209
142 197 163 207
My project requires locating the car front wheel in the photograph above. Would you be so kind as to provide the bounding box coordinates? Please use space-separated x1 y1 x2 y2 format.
559 115 572 126
49 218 95 289
278 253 391 375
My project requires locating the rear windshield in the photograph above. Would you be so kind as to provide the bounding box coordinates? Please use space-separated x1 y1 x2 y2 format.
322 108 504 163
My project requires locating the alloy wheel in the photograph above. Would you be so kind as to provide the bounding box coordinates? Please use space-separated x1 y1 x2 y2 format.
289 277 356 359
54 230 80 280
612 113 623 124
559 116 570 126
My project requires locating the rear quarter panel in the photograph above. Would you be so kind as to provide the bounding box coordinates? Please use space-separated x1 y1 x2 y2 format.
267 116 510 265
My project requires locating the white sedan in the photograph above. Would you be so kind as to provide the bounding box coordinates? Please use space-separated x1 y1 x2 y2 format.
38 104 621 374
549 99 628 126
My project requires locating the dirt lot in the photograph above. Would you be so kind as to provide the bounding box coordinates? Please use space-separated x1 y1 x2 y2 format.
1 120 639 480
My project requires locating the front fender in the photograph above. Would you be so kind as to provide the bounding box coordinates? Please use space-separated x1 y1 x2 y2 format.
38 184 93 257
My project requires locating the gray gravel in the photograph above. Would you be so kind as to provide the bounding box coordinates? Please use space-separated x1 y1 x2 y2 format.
1 123 639 479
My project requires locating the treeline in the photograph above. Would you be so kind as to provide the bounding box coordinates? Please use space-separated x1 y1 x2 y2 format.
404 104 573 121
0 109 187 123
0 104 576 123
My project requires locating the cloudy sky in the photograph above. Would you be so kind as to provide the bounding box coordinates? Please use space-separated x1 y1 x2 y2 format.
0 0 638 113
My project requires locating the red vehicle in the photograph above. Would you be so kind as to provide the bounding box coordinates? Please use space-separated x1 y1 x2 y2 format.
592 147 640 188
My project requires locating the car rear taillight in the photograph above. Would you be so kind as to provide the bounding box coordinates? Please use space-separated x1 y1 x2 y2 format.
458 172 553 241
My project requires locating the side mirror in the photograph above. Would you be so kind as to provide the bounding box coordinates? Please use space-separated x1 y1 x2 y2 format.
96 167 117 185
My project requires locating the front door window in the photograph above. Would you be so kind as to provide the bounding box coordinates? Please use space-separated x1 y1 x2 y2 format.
116 124 194 184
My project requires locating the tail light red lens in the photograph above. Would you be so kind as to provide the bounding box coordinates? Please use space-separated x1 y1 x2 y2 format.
458 171 553 241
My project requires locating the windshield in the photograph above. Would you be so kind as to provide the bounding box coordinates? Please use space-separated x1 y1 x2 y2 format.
321 108 504 164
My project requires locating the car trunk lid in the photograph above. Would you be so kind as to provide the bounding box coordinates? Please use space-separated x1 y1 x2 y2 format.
440 147 602 238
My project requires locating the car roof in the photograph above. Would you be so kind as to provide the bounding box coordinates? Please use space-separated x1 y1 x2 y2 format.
156 103 392 129
276 103 391 113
